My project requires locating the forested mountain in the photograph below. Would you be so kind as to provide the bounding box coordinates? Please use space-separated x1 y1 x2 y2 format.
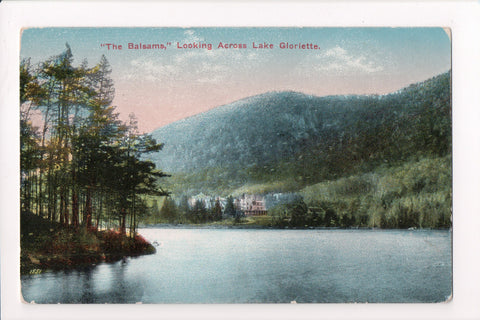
149 72 451 196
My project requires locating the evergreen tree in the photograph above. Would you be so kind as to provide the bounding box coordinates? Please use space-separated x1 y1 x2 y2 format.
191 199 207 223
176 195 189 223
160 197 178 223
20 45 169 237
224 195 236 217
212 199 223 221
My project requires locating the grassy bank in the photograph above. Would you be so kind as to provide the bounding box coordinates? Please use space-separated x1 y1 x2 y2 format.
21 212 156 275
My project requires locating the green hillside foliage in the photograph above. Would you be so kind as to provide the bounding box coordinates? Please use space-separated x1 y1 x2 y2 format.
152 72 451 199
145 72 452 229
296 156 451 229
151 156 451 229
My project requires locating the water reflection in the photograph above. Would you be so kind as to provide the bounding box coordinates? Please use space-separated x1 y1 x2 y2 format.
21 229 452 304
81 269 94 303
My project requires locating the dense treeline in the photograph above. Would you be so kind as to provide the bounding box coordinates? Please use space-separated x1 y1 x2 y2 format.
148 157 451 230
20 44 168 239
149 196 226 225
269 156 451 229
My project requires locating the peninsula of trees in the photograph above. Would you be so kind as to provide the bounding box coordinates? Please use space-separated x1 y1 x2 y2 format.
20 44 169 273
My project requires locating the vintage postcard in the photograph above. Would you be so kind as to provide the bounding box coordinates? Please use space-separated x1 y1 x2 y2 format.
18 27 453 304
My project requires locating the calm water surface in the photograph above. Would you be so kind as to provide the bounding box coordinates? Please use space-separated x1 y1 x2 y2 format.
21 228 452 303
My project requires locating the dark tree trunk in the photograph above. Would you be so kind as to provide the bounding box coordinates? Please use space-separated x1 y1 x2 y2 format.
72 190 79 228
85 188 93 229
120 208 127 235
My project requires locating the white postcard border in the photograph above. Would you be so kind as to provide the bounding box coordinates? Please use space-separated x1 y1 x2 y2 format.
1 1 480 320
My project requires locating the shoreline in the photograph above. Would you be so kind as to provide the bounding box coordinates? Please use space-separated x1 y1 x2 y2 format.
21 236 156 276
21 212 156 275
140 222 451 231
21 213 450 275
21 234 156 276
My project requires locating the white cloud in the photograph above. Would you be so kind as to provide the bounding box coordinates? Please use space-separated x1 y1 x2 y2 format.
196 63 227 84
121 30 261 85
315 46 383 74
124 58 179 82
121 53 231 85
183 29 204 43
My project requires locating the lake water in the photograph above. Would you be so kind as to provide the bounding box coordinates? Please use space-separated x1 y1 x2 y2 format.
21 228 452 303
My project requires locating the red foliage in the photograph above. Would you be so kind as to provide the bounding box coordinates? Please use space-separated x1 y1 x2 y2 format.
100 229 126 253
134 234 149 246
102 229 124 242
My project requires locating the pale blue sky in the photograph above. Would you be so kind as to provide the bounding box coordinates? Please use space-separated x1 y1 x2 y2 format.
21 27 451 132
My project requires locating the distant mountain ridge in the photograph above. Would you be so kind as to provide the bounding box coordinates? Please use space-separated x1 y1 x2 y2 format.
151 91 360 171
149 72 451 196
